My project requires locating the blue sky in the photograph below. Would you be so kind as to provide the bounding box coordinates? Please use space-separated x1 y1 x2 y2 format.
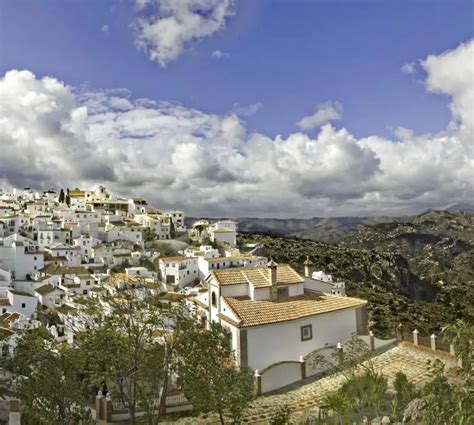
1 0 472 139
0 1 473 217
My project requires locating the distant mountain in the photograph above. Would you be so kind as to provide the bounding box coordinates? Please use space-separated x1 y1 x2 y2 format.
445 202 474 212
186 204 474 243
186 216 397 243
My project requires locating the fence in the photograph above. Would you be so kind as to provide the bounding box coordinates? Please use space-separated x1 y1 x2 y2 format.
398 327 454 355
256 333 396 395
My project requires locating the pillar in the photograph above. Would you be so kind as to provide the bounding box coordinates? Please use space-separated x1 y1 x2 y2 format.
412 329 419 346
369 331 375 351
95 394 104 420
300 355 306 379
254 370 261 396
337 342 343 366
396 323 404 341
9 399 20 425
430 333 437 351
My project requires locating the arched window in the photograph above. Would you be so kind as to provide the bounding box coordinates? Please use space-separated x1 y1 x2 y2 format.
211 291 217 307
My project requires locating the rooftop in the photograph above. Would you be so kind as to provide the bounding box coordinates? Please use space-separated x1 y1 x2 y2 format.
222 291 366 328
209 264 303 287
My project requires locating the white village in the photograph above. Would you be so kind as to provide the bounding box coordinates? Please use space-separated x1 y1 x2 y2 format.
0 185 464 424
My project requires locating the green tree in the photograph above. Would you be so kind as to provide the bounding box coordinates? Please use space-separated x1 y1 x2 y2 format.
58 188 65 203
417 320 474 424
175 321 255 424
442 319 473 375
392 371 417 420
12 327 93 425
65 193 71 207
143 228 156 243
169 219 176 239
75 294 180 425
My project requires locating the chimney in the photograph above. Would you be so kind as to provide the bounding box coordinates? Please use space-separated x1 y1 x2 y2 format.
267 258 278 300
303 256 314 277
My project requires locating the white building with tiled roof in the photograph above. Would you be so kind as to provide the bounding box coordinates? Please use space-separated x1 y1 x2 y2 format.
158 256 199 289
191 260 367 371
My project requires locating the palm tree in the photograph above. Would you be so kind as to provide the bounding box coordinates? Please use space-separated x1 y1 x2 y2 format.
442 319 473 374
321 391 349 424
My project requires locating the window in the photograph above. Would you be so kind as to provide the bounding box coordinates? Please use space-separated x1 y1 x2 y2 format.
211 291 217 307
21 303 26 309
277 286 289 298
83 290 88 295
2 308 6 314
301 325 312 341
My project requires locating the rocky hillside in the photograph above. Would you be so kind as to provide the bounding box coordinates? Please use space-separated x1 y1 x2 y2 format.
238 211 474 338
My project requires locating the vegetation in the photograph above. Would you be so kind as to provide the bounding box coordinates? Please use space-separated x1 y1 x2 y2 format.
11 297 254 424
12 327 93 424
58 188 65 203
175 320 255 424
310 321 474 425
152 241 178 257
142 228 156 243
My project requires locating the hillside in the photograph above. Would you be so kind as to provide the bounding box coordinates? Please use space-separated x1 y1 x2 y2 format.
186 216 393 243
238 211 474 338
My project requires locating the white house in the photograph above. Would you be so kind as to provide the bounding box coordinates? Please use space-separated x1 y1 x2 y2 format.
158 256 199 290
0 289 38 318
35 284 66 308
46 243 82 267
191 261 367 372
166 210 185 232
0 238 44 280
73 234 101 262
302 257 346 296
197 254 267 280
209 220 238 247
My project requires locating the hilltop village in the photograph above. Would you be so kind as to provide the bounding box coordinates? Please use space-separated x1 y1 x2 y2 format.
0 186 364 372
0 186 468 424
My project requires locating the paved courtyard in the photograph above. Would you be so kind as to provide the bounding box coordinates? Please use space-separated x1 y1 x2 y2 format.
163 343 453 424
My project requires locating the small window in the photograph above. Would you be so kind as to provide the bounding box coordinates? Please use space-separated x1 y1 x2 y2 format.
83 290 88 295
277 286 289 298
301 325 312 341
2 308 6 314
211 291 217 307
21 303 26 309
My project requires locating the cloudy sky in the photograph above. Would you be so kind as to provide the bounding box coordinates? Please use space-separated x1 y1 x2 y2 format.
0 0 473 218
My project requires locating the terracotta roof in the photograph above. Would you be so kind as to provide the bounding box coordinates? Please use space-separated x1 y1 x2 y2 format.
0 312 20 324
103 273 140 284
0 299 11 306
209 265 303 287
0 327 14 341
159 256 187 262
222 291 367 328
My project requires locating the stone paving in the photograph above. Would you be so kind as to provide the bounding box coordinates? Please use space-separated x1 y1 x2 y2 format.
163 343 453 425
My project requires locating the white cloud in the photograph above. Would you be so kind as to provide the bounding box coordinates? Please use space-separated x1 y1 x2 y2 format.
297 101 343 131
401 62 416 74
134 0 234 67
101 24 110 34
1 40 473 217
211 49 228 59
231 102 262 117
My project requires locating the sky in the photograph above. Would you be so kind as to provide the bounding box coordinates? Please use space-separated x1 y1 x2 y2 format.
0 0 473 218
